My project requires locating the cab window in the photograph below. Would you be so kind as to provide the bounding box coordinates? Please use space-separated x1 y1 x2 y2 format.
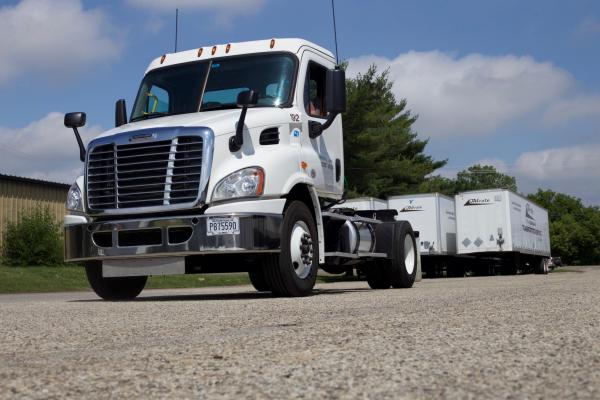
304 62 327 118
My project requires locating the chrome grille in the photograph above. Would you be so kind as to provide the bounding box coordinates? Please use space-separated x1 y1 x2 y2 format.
87 136 203 211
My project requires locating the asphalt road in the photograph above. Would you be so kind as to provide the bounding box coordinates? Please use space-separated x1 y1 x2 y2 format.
1 268 599 399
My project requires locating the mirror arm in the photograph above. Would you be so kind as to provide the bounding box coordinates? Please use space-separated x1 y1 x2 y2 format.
71 127 86 162
229 106 248 152
309 112 338 139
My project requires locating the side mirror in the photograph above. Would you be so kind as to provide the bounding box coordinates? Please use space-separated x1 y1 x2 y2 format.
309 68 346 138
64 112 86 128
237 90 259 108
326 68 346 114
115 99 127 127
229 90 259 152
64 112 87 162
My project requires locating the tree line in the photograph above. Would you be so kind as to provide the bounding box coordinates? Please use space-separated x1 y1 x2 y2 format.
343 65 600 265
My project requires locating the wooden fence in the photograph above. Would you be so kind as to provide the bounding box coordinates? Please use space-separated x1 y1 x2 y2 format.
0 175 69 248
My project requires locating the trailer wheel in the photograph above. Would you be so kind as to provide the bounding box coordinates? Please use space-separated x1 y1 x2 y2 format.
388 221 418 288
248 265 270 292
535 257 549 275
447 263 465 278
84 261 147 300
366 260 391 289
264 201 318 297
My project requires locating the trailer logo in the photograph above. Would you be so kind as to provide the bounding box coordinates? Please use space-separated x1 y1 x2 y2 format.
464 198 492 206
400 200 424 212
525 203 535 220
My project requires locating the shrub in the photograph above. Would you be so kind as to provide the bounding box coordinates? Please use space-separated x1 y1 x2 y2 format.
2 207 63 266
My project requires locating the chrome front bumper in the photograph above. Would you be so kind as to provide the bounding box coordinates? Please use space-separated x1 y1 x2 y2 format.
64 213 282 262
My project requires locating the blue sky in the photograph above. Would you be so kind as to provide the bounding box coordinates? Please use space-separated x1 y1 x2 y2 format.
0 0 599 204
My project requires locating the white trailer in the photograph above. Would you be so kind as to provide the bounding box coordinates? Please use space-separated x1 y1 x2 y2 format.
387 193 459 277
335 197 387 211
455 189 551 274
387 193 456 256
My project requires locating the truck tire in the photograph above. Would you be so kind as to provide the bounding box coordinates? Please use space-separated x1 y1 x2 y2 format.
84 261 147 300
388 221 417 288
447 263 465 278
263 201 318 297
248 266 270 292
535 257 549 275
366 260 391 289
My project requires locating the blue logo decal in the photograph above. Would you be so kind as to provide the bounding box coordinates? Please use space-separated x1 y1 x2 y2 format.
292 129 301 138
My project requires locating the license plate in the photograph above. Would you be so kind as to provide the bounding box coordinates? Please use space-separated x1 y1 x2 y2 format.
207 217 240 236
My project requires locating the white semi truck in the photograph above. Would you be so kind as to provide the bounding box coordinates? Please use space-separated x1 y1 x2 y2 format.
63 38 418 299
455 189 551 275
387 193 460 277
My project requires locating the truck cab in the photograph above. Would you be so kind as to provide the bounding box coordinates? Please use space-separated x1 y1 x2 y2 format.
64 38 418 299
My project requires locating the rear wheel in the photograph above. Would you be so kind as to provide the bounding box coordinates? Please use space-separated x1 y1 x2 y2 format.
263 201 318 297
85 261 147 300
389 222 417 288
366 260 391 289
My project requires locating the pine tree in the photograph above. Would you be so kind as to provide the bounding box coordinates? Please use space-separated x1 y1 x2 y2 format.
343 65 446 198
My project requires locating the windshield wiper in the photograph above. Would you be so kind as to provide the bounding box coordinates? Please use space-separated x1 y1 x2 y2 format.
130 112 168 122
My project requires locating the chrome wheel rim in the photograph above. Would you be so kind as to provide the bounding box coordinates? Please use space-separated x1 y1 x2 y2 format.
289 221 313 279
404 234 415 275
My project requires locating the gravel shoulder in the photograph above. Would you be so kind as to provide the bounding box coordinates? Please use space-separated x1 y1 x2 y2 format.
1 267 599 399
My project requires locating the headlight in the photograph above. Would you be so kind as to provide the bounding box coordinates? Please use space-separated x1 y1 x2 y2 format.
212 167 265 202
66 183 83 212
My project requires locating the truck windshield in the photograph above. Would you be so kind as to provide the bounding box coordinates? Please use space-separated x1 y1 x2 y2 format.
131 53 296 122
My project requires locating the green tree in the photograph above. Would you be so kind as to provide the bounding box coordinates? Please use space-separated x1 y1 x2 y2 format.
455 164 517 192
419 164 517 195
343 65 446 198
528 189 600 265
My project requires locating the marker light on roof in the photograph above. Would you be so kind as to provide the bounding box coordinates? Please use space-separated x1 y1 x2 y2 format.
270 39 275 49
197 48 203 57
211 46 217 55
160 54 166 64
226 44 231 53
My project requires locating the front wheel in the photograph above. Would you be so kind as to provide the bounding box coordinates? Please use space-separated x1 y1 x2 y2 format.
85 261 147 300
248 264 271 292
264 201 318 297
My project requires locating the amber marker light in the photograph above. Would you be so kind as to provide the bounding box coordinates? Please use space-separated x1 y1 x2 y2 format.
211 46 217 55
160 54 166 64
226 43 231 53
301 161 308 170
255 169 265 196
197 48 203 57
270 39 276 49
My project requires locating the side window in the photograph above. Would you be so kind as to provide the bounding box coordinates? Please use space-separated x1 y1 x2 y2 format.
304 62 327 118
144 85 169 114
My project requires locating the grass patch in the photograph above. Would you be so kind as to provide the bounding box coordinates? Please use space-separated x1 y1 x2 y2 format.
549 267 585 273
0 265 252 294
0 265 363 295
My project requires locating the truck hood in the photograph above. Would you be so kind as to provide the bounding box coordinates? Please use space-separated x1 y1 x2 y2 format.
95 108 290 139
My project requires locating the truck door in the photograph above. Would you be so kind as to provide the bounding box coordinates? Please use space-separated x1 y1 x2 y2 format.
297 52 344 198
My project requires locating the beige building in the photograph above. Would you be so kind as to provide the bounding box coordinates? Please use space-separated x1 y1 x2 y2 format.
0 174 69 247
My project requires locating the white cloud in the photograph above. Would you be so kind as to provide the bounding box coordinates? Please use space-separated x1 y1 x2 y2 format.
0 113 103 184
346 51 573 138
515 143 600 181
127 0 264 15
543 94 600 125
0 0 120 85
431 145 600 205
